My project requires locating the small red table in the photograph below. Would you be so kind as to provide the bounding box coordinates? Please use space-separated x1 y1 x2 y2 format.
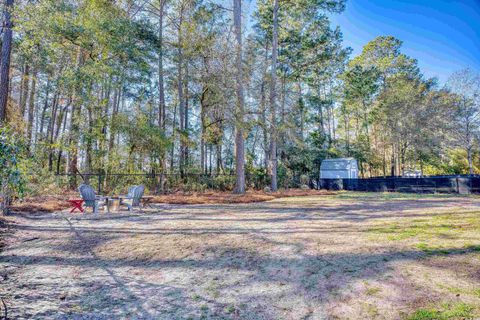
68 199 84 213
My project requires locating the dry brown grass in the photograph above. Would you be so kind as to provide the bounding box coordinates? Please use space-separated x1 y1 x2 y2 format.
10 194 75 213
9 189 335 214
151 189 335 204
2 192 480 319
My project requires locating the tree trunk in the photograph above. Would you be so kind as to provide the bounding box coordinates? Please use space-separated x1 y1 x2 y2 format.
56 106 69 175
260 83 268 169
390 144 396 177
184 63 189 168
157 0 166 130
68 49 85 188
38 78 50 141
260 43 269 170
20 64 30 117
68 102 80 188
48 93 60 171
157 0 167 188
216 143 223 173
233 0 245 194
268 0 279 191
0 0 14 123
177 9 186 176
200 87 208 175
298 84 304 141
209 144 213 175
279 71 286 160
27 68 37 147
85 104 93 175
467 146 473 175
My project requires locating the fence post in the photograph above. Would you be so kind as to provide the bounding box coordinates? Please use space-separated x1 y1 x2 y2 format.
456 177 459 194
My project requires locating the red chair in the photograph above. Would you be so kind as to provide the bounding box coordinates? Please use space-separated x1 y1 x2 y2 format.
67 199 84 213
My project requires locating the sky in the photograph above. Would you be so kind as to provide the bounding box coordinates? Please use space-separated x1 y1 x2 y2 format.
329 0 480 84
247 0 480 84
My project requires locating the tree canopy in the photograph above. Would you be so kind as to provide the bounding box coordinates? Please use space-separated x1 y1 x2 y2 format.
0 0 478 195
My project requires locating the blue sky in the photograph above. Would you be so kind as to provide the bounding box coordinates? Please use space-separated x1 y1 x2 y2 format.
246 0 480 84
329 0 480 84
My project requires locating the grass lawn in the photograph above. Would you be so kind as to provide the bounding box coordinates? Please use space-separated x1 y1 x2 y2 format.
1 191 480 319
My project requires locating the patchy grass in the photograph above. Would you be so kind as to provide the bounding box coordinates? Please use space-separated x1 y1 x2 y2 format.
408 302 475 320
334 191 476 201
2 192 480 319
437 285 480 298
475 289 480 298
368 210 480 252
365 286 382 296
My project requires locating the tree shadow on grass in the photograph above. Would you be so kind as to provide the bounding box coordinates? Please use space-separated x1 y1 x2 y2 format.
2 244 479 318
3 197 480 319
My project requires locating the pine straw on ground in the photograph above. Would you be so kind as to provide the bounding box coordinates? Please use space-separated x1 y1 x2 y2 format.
150 189 336 205
10 194 76 214
9 189 336 214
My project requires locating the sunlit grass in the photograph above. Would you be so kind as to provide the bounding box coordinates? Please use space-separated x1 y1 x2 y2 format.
407 302 475 320
333 191 477 201
367 209 480 252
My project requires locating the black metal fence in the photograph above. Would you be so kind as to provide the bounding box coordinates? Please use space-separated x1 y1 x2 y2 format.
313 175 480 194
54 170 313 194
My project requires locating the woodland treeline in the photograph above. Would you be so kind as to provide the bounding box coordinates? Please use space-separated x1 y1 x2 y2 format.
0 0 479 194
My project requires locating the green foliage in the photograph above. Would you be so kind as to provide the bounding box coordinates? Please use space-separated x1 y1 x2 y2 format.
211 175 235 192
350 36 419 78
24 165 69 197
407 303 474 320
4 0 479 198
422 149 480 175
114 111 171 161
246 155 269 189
0 128 26 214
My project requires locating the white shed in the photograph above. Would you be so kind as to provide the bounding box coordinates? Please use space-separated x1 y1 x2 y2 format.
320 158 358 179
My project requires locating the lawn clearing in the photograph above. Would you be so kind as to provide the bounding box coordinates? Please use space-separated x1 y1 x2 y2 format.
1 192 480 319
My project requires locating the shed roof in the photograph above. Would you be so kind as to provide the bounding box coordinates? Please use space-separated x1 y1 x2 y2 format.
320 158 357 170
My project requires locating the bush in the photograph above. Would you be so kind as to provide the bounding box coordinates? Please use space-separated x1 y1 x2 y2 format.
181 181 207 193
0 128 26 214
212 175 235 191
300 174 309 185
247 167 269 189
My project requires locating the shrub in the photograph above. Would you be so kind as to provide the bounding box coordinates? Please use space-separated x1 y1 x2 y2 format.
212 175 235 191
0 128 26 215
